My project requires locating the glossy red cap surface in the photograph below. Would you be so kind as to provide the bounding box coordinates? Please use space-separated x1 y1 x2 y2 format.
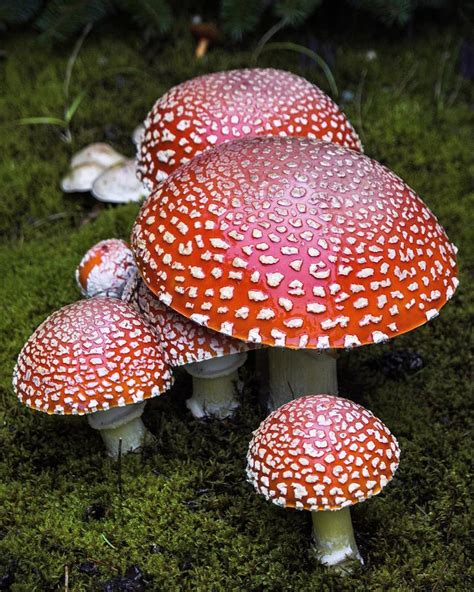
137 68 362 189
13 298 173 415
247 394 400 511
132 136 458 350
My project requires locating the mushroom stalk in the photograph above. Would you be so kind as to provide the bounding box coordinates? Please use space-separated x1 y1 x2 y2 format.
268 349 338 411
311 507 363 573
196 38 209 59
87 401 151 458
184 352 247 419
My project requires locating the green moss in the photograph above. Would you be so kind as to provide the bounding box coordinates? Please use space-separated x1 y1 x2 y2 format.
0 26 473 591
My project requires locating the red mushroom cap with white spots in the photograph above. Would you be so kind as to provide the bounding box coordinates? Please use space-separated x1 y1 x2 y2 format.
122 270 257 367
76 239 136 298
13 298 173 415
132 136 458 350
246 394 400 511
137 68 362 190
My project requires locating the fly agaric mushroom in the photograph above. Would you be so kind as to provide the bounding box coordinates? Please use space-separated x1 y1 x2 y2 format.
61 143 126 193
131 136 459 410
246 394 400 572
92 159 148 204
13 298 173 457
137 68 362 190
76 239 137 299
123 271 257 419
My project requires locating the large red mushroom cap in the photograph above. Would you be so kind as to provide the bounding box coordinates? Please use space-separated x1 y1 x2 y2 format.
137 68 362 189
247 394 400 511
76 239 136 298
132 136 459 350
13 298 173 415
122 271 257 367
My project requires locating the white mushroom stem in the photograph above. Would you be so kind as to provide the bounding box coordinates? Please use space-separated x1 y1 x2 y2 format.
87 401 151 458
184 352 247 420
311 507 363 573
268 349 338 411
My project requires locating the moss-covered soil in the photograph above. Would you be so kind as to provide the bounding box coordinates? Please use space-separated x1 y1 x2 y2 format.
0 26 473 591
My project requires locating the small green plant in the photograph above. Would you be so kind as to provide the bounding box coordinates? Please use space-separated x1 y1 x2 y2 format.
17 24 148 143
18 24 92 143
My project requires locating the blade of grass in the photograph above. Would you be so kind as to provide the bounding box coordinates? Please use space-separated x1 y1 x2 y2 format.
355 68 368 147
256 41 338 97
435 50 450 112
17 116 67 127
252 17 287 63
64 23 92 104
64 90 87 123
101 533 117 550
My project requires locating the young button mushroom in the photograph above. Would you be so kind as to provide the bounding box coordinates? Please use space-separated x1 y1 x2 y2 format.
61 161 106 193
76 239 137 299
246 394 400 573
13 298 173 457
131 136 459 410
137 68 362 189
123 271 257 420
61 143 126 193
92 159 148 204
70 143 126 169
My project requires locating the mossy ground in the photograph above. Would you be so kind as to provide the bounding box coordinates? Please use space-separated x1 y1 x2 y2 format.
0 25 473 591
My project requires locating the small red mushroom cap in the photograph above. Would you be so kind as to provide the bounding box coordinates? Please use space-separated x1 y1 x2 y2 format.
247 394 400 511
137 68 362 189
132 136 459 350
122 271 257 367
13 298 173 415
76 239 136 298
